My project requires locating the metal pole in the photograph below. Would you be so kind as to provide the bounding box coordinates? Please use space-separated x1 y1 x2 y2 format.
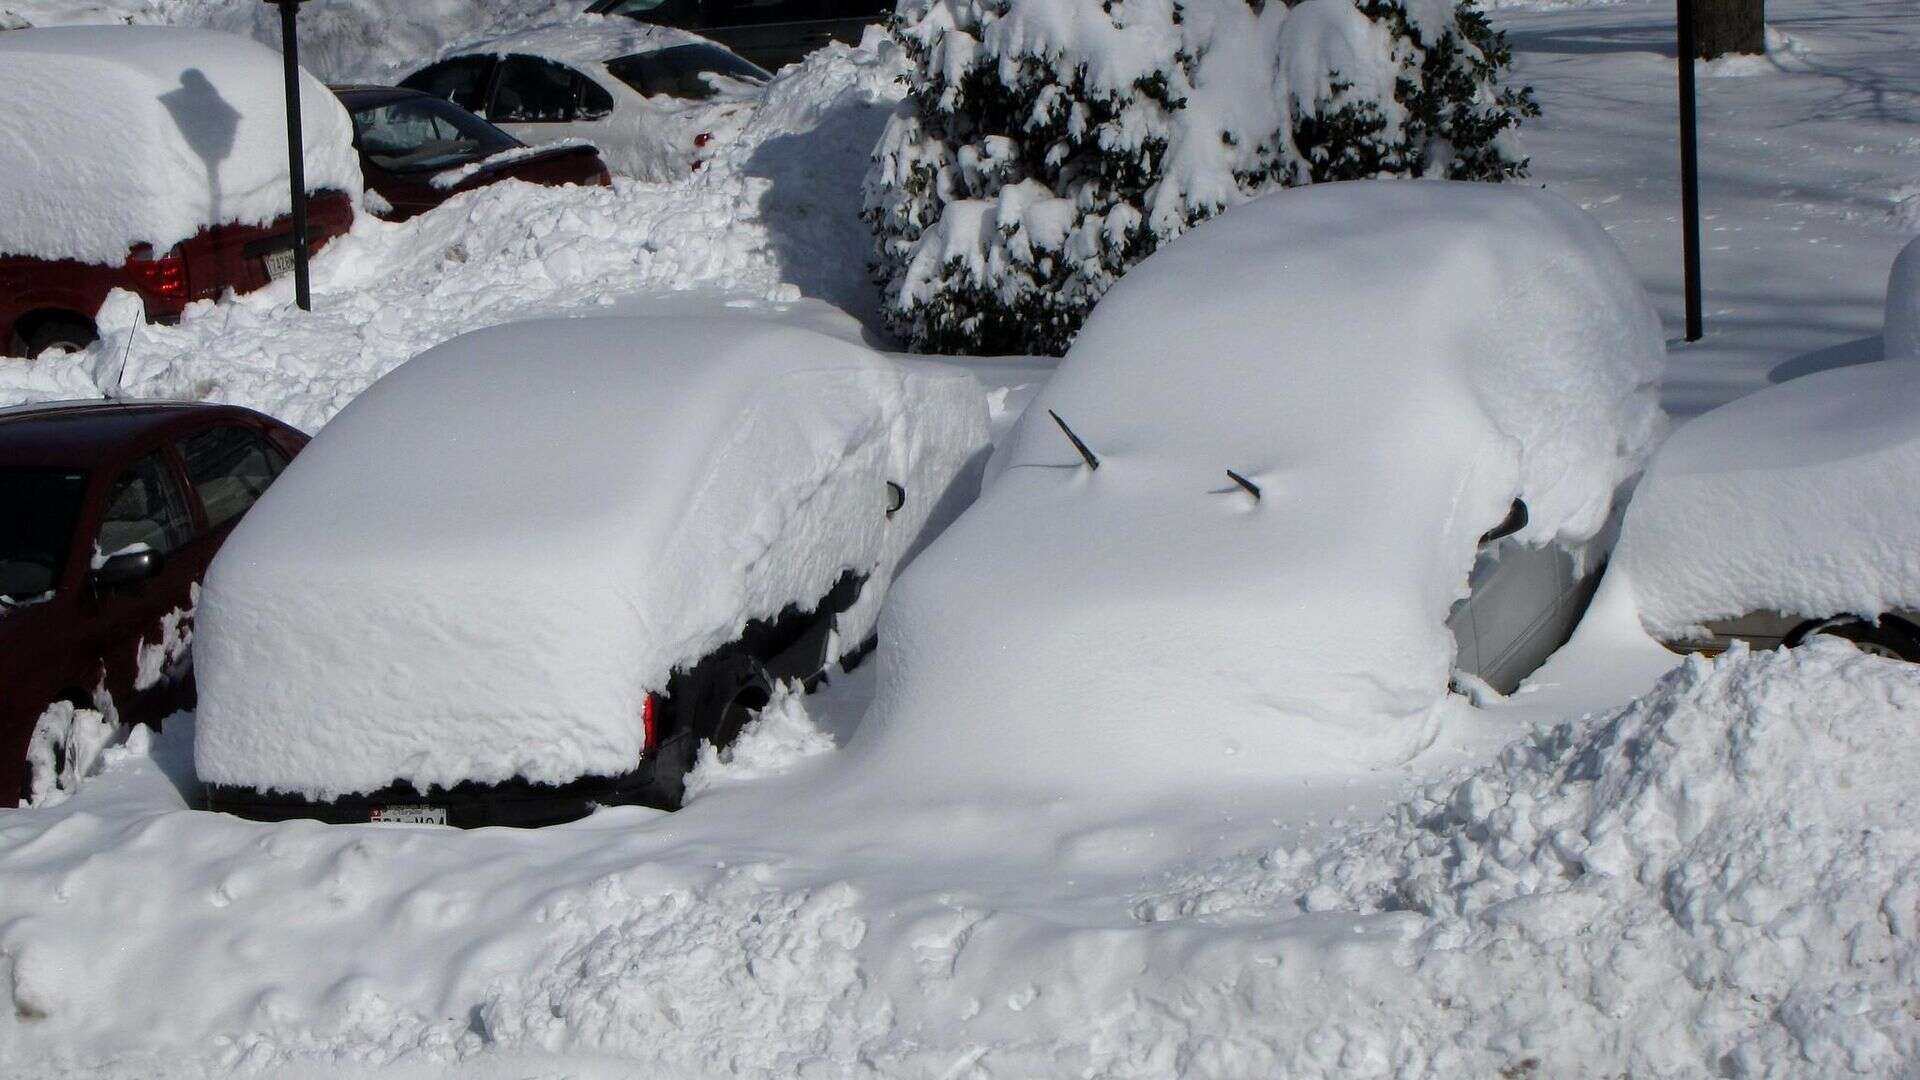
1676 0 1703 341
276 0 311 311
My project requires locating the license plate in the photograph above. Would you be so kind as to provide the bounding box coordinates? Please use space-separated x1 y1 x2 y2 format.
263 248 296 281
369 804 446 825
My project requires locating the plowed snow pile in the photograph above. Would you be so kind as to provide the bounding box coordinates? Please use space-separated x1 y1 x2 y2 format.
1138 638 1920 1075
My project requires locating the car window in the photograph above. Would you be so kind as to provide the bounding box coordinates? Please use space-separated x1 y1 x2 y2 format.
96 452 192 559
704 0 817 26
491 55 582 123
179 426 287 530
577 75 615 121
0 468 87 602
597 0 702 27
399 56 497 113
606 45 771 101
351 96 520 172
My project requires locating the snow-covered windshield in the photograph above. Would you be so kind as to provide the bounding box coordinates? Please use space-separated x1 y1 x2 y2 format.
606 45 770 101
0 468 87 603
351 96 519 173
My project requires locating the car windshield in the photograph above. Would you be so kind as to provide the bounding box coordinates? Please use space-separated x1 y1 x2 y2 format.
606 45 771 101
351 96 520 172
0 468 87 603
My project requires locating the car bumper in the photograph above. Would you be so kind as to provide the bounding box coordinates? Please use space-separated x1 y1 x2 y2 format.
203 754 678 829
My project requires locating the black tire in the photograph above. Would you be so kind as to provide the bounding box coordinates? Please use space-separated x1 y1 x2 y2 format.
711 675 773 752
20 317 97 358
1785 614 1920 663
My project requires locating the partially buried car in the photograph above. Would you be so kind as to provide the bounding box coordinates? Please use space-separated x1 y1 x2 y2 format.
1 401 307 808
0 27 360 357
846 180 1667 799
195 317 989 827
400 24 768 180
335 85 611 221
1608 356 1920 661
585 0 890 71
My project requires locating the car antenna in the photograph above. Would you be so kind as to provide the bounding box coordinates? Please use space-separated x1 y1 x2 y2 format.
1048 410 1099 470
1225 469 1260 501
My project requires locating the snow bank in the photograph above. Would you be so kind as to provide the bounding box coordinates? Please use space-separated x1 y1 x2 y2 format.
1140 639 1920 1074
1613 358 1920 638
853 180 1665 796
0 26 361 266
193 317 988 797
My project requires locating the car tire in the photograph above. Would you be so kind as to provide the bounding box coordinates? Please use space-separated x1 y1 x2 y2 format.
1785 614 1920 662
21 317 98 358
711 670 773 752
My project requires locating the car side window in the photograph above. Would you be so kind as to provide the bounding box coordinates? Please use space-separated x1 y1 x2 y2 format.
179 426 287 530
491 55 582 123
96 452 192 558
577 75 614 120
400 56 496 114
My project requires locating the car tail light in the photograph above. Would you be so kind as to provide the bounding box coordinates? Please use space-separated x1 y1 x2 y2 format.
643 692 659 757
125 244 187 300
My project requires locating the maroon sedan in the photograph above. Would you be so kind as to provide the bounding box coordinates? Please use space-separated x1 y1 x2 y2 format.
1 197 354 358
335 86 611 221
0 400 307 807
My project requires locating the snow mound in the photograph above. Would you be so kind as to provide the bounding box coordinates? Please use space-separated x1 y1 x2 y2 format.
1614 358 1920 638
193 316 988 797
0 26 361 266
854 180 1665 796
683 681 836 802
1887 232 1920 360
1139 639 1920 1075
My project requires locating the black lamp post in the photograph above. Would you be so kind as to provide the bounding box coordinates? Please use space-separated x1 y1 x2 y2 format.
265 0 312 311
1676 0 1704 342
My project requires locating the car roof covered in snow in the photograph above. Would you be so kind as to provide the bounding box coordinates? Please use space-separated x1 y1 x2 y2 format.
852 180 1667 798
439 18 715 68
0 26 363 266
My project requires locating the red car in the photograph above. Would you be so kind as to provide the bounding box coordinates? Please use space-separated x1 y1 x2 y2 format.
0 400 307 807
1 198 354 358
335 86 612 221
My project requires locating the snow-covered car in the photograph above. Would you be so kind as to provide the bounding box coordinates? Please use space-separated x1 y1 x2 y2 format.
1 400 308 808
194 316 988 826
335 85 611 222
850 181 1666 796
1609 357 1920 661
399 23 769 181
0 27 361 357
585 0 890 71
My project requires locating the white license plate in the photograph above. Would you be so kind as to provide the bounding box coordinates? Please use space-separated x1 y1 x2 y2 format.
369 804 446 825
263 248 296 281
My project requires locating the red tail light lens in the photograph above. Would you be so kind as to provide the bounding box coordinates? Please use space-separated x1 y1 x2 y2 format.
693 132 713 148
125 244 187 300
643 693 659 757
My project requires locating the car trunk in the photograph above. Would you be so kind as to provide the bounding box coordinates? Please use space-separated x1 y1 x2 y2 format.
179 191 355 303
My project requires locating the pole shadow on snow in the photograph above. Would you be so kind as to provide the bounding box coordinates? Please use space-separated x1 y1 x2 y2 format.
159 69 241 225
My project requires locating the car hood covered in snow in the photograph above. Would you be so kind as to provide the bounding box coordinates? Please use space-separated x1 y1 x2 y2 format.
0 26 362 265
851 180 1666 797
193 316 989 798
1612 357 1920 637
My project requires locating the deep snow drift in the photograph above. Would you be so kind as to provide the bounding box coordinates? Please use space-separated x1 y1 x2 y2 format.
0 26 361 265
194 317 988 797
851 180 1664 797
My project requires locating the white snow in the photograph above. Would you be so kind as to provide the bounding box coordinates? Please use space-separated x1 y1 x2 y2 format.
193 316 988 797
428 139 596 190
1887 233 1920 360
0 26 361 266
682 680 835 802
852 179 1664 796
1613 355 1920 638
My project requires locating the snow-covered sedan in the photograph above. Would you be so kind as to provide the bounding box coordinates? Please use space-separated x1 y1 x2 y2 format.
195 316 988 826
848 181 1666 797
399 23 769 181
1609 357 1920 661
0 27 360 357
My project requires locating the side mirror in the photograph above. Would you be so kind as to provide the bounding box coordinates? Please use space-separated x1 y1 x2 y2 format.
1479 499 1529 545
885 481 905 518
93 548 163 590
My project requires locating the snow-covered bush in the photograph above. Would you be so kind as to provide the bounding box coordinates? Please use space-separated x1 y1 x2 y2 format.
863 0 1539 355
